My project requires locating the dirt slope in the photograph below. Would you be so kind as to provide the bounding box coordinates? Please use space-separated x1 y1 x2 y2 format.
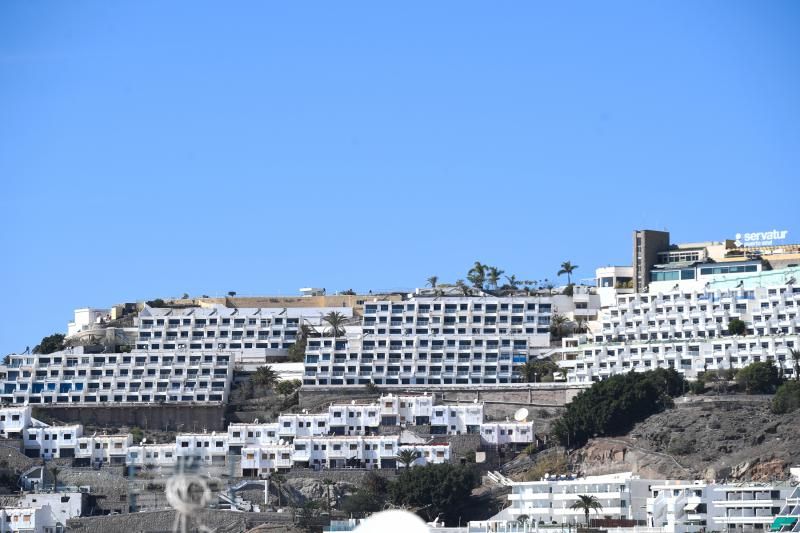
570 396 799 481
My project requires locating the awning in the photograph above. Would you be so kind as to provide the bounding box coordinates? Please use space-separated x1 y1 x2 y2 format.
684 503 700 512
771 517 798 531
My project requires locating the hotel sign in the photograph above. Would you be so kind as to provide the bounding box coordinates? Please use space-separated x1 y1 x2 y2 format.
734 229 789 247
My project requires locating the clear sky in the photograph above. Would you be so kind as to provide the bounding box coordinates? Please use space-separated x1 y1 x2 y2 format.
1 1 799 354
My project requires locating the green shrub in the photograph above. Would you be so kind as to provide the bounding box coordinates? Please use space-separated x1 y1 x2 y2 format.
389 464 479 523
727 318 746 336
772 381 800 414
735 361 782 394
552 368 686 448
33 333 65 354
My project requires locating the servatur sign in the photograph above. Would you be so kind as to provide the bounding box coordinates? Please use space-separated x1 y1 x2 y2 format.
735 230 789 247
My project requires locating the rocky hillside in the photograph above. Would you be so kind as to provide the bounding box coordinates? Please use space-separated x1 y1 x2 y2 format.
569 395 799 481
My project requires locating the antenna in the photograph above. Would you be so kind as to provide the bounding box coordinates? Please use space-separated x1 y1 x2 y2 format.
514 408 529 422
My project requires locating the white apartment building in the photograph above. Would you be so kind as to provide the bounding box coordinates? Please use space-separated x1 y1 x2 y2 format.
0 405 34 438
74 433 133 466
773 473 800 533
241 435 450 475
497 473 658 525
303 296 553 386
479 420 535 447
125 443 177 468
135 304 353 355
0 346 234 405
67 307 111 337
648 481 791 533
23 424 83 460
595 266 635 308
0 492 84 533
174 432 231 466
559 285 800 383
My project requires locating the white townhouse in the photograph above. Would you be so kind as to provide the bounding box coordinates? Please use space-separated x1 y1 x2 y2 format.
302 296 553 387
23 425 83 460
278 412 333 438
241 435 450 476
0 405 34 438
558 284 800 383
135 304 353 355
125 443 178 468
479 421 535 447
174 432 231 467
430 402 485 435
498 472 659 525
0 346 234 405
74 433 132 466
648 480 792 533
226 422 280 454
240 443 295 475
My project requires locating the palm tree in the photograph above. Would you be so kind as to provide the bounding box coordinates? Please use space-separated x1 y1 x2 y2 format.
426 276 439 289
252 365 279 389
272 472 286 508
396 448 419 469
550 314 569 339
501 275 522 295
487 267 505 291
516 361 537 383
227 291 237 297
558 261 578 286
455 279 471 296
49 466 61 492
790 348 800 381
322 311 347 337
570 494 603 526
467 261 487 290
322 477 335 511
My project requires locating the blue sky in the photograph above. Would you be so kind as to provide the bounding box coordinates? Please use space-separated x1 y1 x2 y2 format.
1 1 798 353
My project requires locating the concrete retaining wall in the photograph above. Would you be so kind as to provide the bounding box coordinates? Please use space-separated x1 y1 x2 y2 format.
33 405 227 431
299 384 585 412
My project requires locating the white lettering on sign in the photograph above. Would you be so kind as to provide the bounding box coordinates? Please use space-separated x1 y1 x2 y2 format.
734 230 789 247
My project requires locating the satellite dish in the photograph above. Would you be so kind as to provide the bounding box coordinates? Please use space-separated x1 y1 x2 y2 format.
514 408 529 422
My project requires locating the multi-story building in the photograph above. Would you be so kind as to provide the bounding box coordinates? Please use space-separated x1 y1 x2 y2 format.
303 296 553 386
74 433 133 466
241 435 450 475
0 346 234 405
648 480 792 533
0 405 34 438
479 420 535 447
0 492 85 533
125 443 177 468
23 424 83 459
634 229 671 293
558 285 800 383
772 469 800 533
135 304 353 355
497 473 658 525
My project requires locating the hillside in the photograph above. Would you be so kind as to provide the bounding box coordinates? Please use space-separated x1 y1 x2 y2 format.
568 395 800 481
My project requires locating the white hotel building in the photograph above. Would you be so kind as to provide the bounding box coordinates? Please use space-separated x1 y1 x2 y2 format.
558 285 800 383
135 304 353 355
496 473 657 525
302 296 553 386
648 481 792 533
492 473 795 533
0 346 234 405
